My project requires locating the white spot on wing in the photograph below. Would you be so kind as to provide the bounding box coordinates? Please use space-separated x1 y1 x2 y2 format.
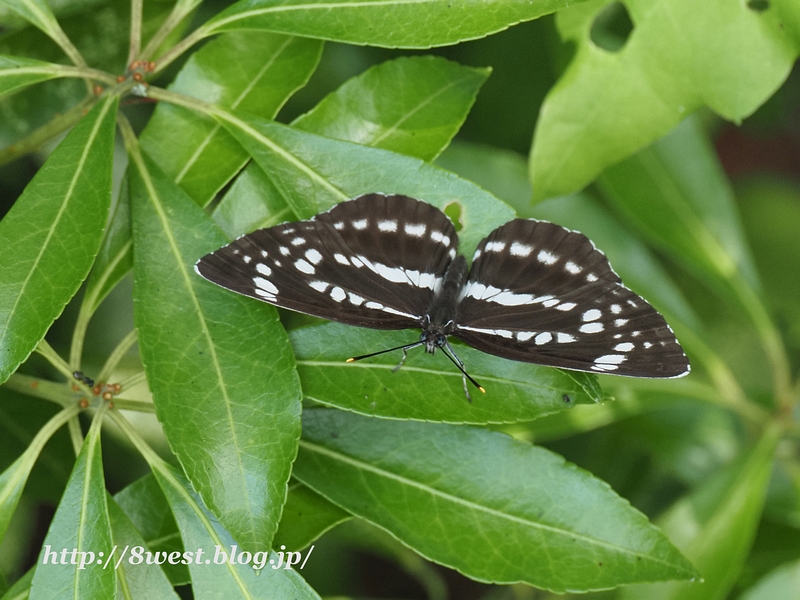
565 261 582 274
430 230 444 242
260 250 268 258
243 255 252 264
334 253 349 265
582 309 601 322
614 342 635 352
614 319 629 327
557 333 576 343
352 219 367 230
537 250 558 265
254 277 278 295
542 298 560 308
308 281 328 292
535 332 552 345
485 241 506 253
256 263 271 276
404 223 426 237
365 301 384 310
334 222 344 230
348 293 364 306
510 242 533 257
350 256 364 268
291 237 305 246
556 302 577 311
330 287 346 302
586 273 598 282
610 304 622 314
595 354 626 365
378 220 397 232
279 246 290 256
294 259 315 274
305 249 323 264
517 332 536 342
579 322 604 334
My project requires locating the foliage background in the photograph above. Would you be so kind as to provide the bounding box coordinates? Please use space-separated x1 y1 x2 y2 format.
0 0 799 598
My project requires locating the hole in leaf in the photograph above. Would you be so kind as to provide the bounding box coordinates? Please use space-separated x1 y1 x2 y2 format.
747 0 769 11
590 2 634 52
444 201 464 232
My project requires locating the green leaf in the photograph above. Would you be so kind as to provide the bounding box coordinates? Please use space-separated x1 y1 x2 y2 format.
140 32 322 207
0 405 77 543
0 96 117 385
740 558 800 600
273 482 350 552
0 566 33 600
435 141 533 211
216 112 516 252
114 474 188 586
291 322 601 423
530 0 800 199
152 462 321 599
1 0 63 41
107 495 180 600
80 173 132 319
129 149 302 552
202 0 588 48
293 56 489 161
0 55 64 99
211 162 293 239
619 423 780 600
294 408 697 592
598 116 761 294
28 412 115 600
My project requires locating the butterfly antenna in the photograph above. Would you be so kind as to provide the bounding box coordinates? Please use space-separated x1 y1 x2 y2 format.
441 342 486 397
346 341 423 363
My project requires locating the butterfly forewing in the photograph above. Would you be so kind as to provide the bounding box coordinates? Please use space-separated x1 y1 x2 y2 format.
454 219 690 377
196 194 458 330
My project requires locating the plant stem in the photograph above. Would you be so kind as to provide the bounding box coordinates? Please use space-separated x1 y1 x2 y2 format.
127 0 144 68
150 26 207 75
98 329 139 383
141 0 204 67
2 373 79 407
34 339 73 382
110 398 156 413
117 371 148 395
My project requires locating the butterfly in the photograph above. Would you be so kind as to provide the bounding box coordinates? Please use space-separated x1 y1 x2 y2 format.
195 194 689 399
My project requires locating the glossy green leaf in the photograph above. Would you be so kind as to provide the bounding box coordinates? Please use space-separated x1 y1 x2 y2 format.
216 112 516 253
530 0 800 199
80 173 132 319
129 150 302 552
0 566 33 600
0 96 117 385
212 162 293 239
291 322 601 423
273 482 350 552
152 463 321 599
294 408 696 592
0 405 77 542
0 55 64 98
1 0 63 40
293 56 489 161
107 495 180 600
620 424 780 600
29 413 115 600
140 32 322 207
740 558 800 600
114 474 187 586
435 141 532 211
202 0 587 48
598 116 761 294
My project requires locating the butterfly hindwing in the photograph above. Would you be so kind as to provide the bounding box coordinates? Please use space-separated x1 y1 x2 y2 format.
195 194 458 330
454 219 690 377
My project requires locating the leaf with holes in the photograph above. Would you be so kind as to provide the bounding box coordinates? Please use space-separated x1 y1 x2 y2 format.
530 0 800 199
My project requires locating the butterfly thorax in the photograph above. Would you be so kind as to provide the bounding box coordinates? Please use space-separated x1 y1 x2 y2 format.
421 255 467 354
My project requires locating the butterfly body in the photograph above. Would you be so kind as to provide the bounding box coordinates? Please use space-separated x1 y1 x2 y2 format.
196 194 689 388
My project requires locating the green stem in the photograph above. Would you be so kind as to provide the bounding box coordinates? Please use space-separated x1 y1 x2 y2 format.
2 373 79 407
127 0 144 67
150 26 208 75
97 329 139 383
730 276 793 409
68 415 83 456
141 1 204 67
117 371 148 395
110 398 156 413
34 339 73 382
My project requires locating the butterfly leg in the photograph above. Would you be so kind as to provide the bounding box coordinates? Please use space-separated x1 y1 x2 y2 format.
392 348 410 372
